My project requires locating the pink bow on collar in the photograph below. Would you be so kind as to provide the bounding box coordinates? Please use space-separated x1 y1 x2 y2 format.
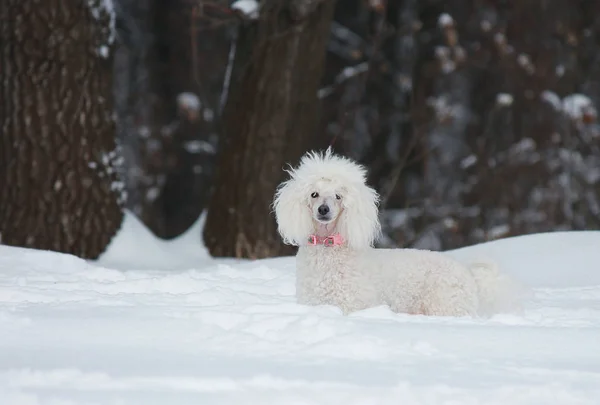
307 234 344 247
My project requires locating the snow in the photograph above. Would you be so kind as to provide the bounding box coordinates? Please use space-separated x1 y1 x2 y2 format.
87 0 116 44
441 59 456 74
562 94 596 121
176 92 201 113
97 45 110 59
517 54 535 74
480 20 492 32
460 154 478 169
517 54 529 65
318 62 369 99
435 46 450 59
496 93 513 106
438 13 454 28
540 91 597 122
1 211 600 404
183 140 216 154
486 224 510 240
203 108 215 122
98 210 210 270
541 90 562 111
231 0 259 19
494 32 506 45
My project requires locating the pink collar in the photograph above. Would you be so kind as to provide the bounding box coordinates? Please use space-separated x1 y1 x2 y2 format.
307 234 344 247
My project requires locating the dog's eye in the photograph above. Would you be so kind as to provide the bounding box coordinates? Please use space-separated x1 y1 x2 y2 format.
311 192 319 198
335 194 341 200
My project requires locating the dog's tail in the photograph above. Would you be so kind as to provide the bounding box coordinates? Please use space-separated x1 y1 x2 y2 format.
468 260 528 317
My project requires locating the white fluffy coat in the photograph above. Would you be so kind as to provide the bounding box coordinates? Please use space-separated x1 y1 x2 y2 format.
273 149 521 317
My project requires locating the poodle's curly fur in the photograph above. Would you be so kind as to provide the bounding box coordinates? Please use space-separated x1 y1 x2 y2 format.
273 148 522 317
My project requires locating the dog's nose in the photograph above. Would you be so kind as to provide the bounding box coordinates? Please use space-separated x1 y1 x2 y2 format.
318 204 330 216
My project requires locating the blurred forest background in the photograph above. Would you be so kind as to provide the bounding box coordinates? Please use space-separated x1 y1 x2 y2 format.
1 0 599 260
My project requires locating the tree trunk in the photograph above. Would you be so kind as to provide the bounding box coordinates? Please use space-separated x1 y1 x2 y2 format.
0 0 124 259
203 0 337 258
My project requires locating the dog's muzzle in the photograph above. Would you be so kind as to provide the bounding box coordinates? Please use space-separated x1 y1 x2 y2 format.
317 204 331 221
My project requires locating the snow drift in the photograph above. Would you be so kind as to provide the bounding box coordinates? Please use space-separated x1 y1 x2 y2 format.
0 211 599 405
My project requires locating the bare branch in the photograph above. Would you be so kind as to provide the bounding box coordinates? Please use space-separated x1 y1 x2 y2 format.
318 62 369 99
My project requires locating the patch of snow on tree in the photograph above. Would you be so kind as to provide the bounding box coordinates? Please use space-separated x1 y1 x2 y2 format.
428 96 462 121
443 217 457 229
454 46 466 62
540 90 561 111
517 53 535 74
177 92 201 113
184 140 216 154
340 64 368 80
231 0 259 19
203 108 215 122
562 94 596 121
138 126 150 139
496 93 513 107
586 168 600 185
494 32 506 45
395 73 412 92
460 154 478 169
510 137 536 154
97 45 110 59
441 60 456 74
89 143 128 207
435 46 450 59
438 13 454 28
517 54 531 67
318 62 368 98
87 0 116 44
488 224 510 239
146 187 160 202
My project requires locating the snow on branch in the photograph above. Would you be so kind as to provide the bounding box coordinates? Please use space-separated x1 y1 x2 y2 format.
540 92 598 124
318 62 369 99
438 13 454 28
231 0 259 19
177 92 202 121
563 94 597 122
540 90 562 111
496 93 513 107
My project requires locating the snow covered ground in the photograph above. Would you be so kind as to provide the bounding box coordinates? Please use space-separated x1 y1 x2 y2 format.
1 212 600 405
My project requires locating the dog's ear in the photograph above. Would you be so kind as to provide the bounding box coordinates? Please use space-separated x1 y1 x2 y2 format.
337 182 381 250
272 177 313 246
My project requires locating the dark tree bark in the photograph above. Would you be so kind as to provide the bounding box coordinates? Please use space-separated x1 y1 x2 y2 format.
0 0 125 259
203 0 337 258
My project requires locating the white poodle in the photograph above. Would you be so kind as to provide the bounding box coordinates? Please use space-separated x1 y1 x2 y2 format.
273 148 522 317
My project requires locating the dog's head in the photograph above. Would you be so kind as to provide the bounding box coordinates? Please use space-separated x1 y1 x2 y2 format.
272 148 381 250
